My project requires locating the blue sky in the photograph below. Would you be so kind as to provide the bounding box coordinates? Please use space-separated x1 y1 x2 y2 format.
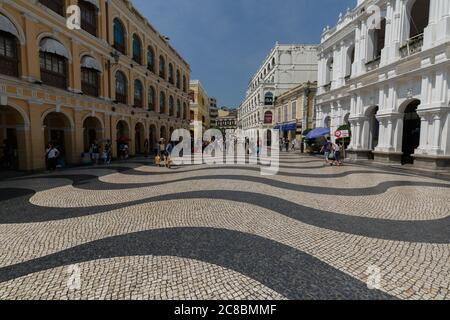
132 0 356 107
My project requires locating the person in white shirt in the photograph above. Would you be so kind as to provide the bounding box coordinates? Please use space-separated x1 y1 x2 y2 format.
46 143 60 171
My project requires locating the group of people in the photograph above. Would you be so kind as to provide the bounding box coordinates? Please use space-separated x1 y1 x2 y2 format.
155 139 174 169
280 138 297 152
321 137 343 166
89 141 112 165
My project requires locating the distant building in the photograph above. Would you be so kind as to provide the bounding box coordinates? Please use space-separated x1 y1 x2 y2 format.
189 80 210 135
215 107 237 136
274 82 317 142
238 43 318 132
209 97 219 127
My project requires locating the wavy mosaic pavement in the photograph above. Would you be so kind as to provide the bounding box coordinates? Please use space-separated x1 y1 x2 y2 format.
0 153 449 300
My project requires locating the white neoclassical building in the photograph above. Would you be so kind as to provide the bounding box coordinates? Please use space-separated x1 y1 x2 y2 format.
238 43 317 131
315 0 450 169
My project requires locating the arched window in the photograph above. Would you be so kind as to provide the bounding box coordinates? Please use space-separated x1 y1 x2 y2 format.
176 70 181 89
159 91 166 114
147 47 154 72
81 56 101 97
159 55 166 79
264 92 274 106
148 86 155 111
80 0 98 37
115 71 127 104
409 0 430 39
183 75 187 93
326 58 333 85
168 63 174 84
39 0 64 16
132 34 142 64
134 80 143 108
39 38 69 89
370 18 386 61
113 18 126 54
176 99 181 118
169 95 175 116
0 15 20 77
346 46 355 78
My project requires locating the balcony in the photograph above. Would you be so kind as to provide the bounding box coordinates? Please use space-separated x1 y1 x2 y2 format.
400 34 424 58
365 56 381 71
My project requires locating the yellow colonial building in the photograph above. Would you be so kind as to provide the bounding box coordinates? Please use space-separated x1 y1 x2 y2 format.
274 81 317 141
189 80 210 135
0 0 191 171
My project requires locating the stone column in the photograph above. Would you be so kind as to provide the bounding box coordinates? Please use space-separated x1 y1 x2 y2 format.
29 101 46 170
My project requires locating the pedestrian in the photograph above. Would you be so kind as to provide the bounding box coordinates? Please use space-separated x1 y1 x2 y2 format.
1 139 14 169
90 141 100 165
320 137 333 166
333 142 343 166
158 139 166 165
165 141 174 168
103 141 112 165
46 143 60 171
144 139 149 158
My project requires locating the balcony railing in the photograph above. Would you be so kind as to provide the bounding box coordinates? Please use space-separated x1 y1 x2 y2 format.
400 34 424 58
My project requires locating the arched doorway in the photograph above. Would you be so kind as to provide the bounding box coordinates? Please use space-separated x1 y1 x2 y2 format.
116 120 130 158
135 122 145 155
169 127 174 141
43 112 73 166
402 100 421 165
0 106 27 171
83 117 103 152
149 124 157 154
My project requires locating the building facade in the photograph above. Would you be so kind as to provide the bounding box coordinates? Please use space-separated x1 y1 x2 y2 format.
0 0 190 171
238 43 318 132
189 80 210 134
209 97 218 127
274 81 317 142
215 107 237 136
316 0 450 169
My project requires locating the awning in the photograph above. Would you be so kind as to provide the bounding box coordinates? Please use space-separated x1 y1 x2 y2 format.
81 55 102 72
273 125 280 130
83 0 99 9
305 127 330 140
40 38 70 59
282 123 297 131
0 14 19 39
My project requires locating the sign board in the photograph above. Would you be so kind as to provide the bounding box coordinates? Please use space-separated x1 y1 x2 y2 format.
335 130 350 138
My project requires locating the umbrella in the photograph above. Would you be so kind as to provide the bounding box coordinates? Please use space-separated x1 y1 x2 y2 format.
305 128 330 140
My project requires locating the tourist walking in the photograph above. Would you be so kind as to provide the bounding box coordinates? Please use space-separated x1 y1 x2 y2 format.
320 137 333 166
90 141 100 165
165 141 174 169
333 142 343 166
45 143 60 171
